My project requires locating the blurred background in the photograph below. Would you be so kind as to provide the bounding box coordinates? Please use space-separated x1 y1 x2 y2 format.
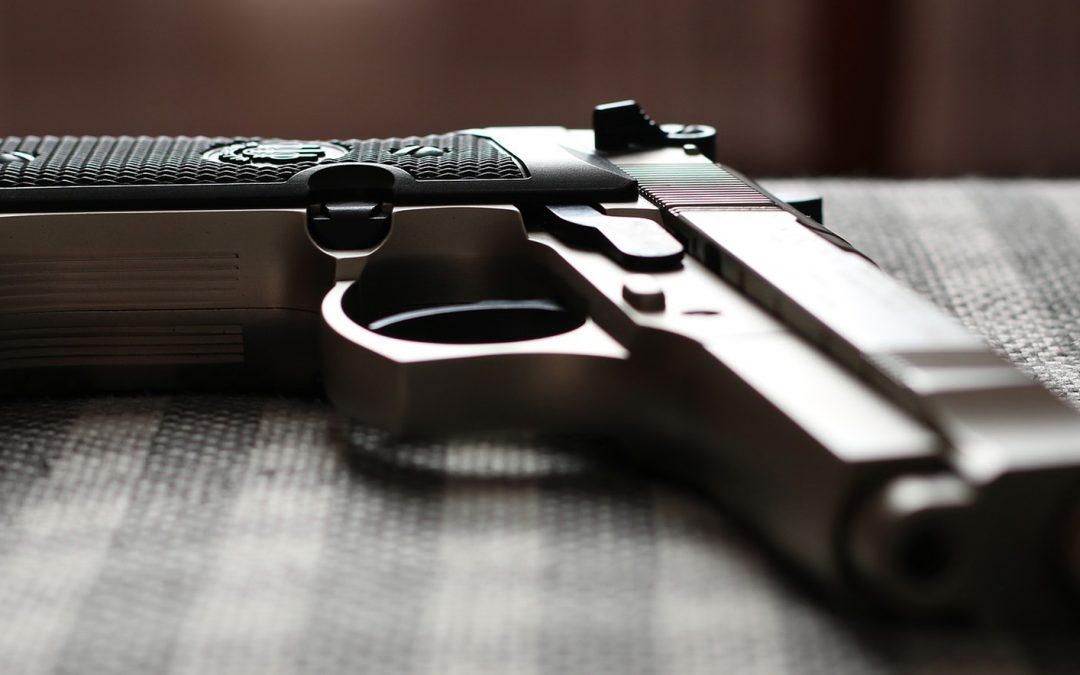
0 0 1077 176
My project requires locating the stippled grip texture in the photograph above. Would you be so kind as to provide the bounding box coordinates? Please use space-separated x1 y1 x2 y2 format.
0 134 525 188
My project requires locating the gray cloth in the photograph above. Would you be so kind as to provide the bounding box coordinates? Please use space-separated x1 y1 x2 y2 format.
3 180 1080 674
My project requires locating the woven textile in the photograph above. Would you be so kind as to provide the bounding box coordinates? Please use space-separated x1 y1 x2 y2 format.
2 180 1080 674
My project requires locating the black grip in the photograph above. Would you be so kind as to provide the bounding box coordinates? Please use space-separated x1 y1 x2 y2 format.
0 130 638 212
0 134 525 188
0 133 528 211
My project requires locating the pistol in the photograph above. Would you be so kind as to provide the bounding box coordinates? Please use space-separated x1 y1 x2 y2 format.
2 101 1079 620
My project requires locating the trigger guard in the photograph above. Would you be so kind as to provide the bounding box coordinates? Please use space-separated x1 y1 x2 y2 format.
319 280 630 437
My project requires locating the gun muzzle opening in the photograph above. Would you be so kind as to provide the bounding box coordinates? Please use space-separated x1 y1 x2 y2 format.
848 474 976 612
894 524 955 585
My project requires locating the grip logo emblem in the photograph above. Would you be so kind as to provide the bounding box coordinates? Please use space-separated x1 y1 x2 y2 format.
202 141 348 165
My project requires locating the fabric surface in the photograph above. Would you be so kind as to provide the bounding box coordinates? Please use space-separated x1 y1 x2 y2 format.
3 180 1080 674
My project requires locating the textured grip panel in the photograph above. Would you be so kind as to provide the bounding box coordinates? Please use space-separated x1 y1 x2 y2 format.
0 134 525 188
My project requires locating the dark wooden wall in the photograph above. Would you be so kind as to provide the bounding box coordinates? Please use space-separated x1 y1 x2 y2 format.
1 0 1077 175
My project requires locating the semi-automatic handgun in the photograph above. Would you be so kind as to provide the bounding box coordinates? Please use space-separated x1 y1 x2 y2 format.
3 101 1079 621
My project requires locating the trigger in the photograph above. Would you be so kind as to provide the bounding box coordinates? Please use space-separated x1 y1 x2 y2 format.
542 205 684 272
